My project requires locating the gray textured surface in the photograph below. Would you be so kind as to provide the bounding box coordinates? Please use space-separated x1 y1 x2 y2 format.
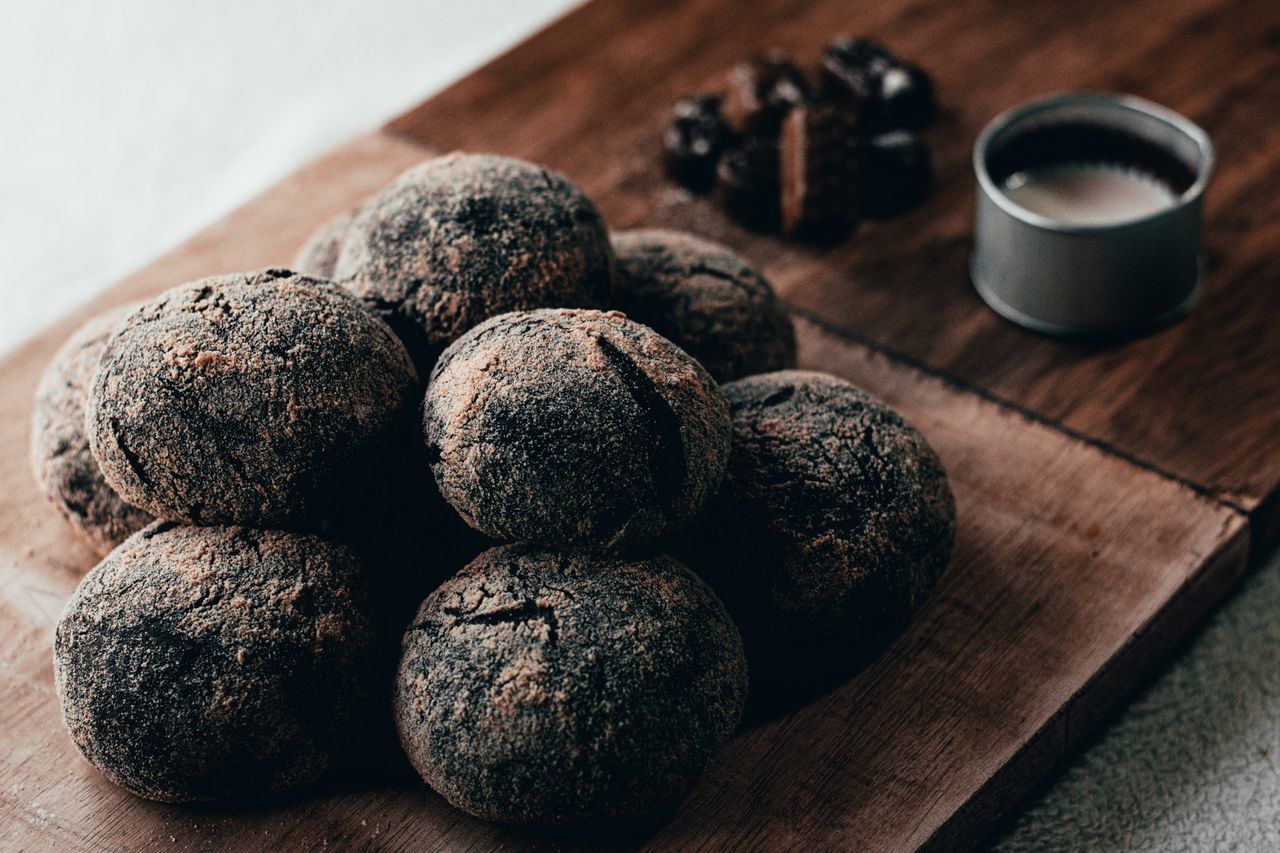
2 1 1272 847
997 548 1280 851
0 0 575 354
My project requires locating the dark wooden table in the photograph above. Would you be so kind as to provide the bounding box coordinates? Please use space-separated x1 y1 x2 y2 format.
1 0 1276 848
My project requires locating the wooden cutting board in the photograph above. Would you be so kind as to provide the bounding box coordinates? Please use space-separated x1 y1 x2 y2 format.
1 0 1275 848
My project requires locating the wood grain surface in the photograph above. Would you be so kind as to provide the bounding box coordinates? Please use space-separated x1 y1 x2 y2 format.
388 0 1280 548
0 130 1251 850
1 0 1274 847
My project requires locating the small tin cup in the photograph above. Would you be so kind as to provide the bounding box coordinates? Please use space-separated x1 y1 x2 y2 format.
971 93 1214 336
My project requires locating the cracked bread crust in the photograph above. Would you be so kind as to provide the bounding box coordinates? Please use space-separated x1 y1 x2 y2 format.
85 270 419 527
334 154 615 372
610 229 796 382
54 522 377 803
422 308 730 549
393 543 748 823
680 370 955 684
31 306 153 555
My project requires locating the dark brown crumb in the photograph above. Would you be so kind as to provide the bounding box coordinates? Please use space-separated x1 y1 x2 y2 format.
30 306 153 555
393 543 747 823
679 370 955 690
720 51 808 137
54 523 377 803
292 208 358 279
85 270 418 528
335 154 615 372
610 229 796 381
779 104 861 242
423 308 730 549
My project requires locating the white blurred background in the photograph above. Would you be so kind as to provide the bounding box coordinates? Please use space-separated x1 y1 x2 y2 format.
0 0 577 354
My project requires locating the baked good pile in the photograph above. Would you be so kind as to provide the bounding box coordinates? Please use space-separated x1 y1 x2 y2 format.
34 152 954 823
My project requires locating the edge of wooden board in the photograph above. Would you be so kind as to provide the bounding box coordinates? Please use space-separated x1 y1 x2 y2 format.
766 316 1251 851
926 496 1249 851
0 127 1254 851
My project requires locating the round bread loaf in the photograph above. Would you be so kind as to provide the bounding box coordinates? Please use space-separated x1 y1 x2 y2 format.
394 543 747 823
611 229 796 381
423 308 730 549
292 208 357 279
335 154 614 370
86 270 418 527
681 370 954 687
30 306 152 555
54 523 377 803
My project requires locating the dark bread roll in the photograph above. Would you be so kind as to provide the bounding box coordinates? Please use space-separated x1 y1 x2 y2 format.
335 154 614 371
86 270 418 527
54 522 377 803
31 306 152 554
611 228 796 382
394 543 747 822
423 308 730 549
681 370 954 690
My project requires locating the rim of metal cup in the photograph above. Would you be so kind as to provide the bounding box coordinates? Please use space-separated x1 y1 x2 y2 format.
971 93 1214 336
973 92 1215 233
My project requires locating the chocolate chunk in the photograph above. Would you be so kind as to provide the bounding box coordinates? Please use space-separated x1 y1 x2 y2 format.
779 103 861 241
714 137 780 231
663 94 734 193
860 130 934 218
821 38 935 132
819 36 896 104
393 543 747 823
875 64 936 131
721 51 809 137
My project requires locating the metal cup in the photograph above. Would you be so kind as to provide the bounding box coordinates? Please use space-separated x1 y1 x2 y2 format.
970 93 1214 336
